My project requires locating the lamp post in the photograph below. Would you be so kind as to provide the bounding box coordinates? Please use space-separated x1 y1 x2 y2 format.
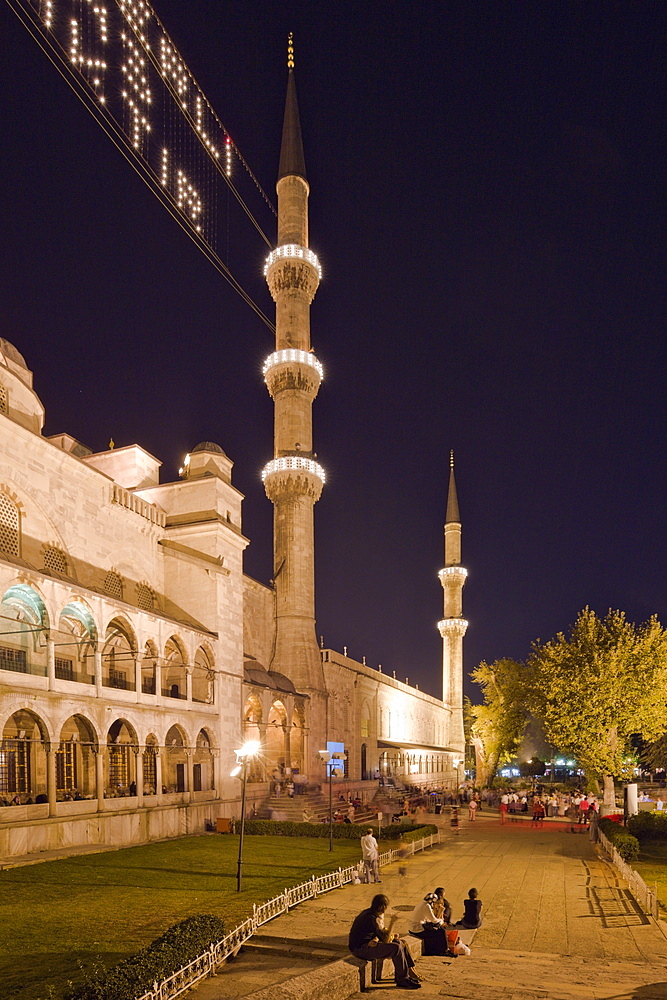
318 750 333 852
231 739 260 892
318 749 347 852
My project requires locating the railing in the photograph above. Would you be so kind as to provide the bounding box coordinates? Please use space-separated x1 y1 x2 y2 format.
597 827 660 920
134 831 442 1000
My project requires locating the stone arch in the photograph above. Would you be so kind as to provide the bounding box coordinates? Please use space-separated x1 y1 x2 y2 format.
163 635 187 701
106 718 139 794
1 708 49 802
140 640 158 696
0 583 49 677
193 728 214 791
290 701 306 774
266 700 287 776
57 599 97 684
243 694 264 782
102 618 137 693
164 723 188 793
56 714 97 797
142 733 159 795
192 645 214 704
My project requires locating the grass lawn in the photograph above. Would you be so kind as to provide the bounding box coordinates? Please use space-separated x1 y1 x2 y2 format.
0 834 361 1000
633 841 667 913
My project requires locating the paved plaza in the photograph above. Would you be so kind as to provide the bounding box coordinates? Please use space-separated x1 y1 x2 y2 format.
188 814 667 1000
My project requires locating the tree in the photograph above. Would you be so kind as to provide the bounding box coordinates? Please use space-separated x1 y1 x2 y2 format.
470 658 529 786
527 608 667 807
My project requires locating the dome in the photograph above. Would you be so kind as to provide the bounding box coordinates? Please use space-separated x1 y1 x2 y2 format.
192 441 227 456
0 338 28 370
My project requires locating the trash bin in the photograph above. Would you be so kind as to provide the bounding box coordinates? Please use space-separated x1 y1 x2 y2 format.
216 817 233 833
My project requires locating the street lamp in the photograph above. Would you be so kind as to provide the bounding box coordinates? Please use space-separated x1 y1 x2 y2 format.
318 749 346 852
231 739 260 892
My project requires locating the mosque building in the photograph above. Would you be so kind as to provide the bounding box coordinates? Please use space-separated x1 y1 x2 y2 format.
0 59 465 858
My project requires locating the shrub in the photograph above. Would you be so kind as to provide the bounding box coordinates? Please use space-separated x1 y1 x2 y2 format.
628 810 667 841
64 914 225 1000
242 819 437 842
598 817 640 862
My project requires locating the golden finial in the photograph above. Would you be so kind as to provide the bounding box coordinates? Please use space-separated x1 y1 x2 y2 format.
287 32 294 70
109 438 115 450
450 449 454 469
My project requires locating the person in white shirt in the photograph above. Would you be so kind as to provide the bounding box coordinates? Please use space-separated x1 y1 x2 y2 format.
361 828 381 883
408 892 448 955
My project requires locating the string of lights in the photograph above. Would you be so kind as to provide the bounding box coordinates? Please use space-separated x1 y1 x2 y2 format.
5 0 277 333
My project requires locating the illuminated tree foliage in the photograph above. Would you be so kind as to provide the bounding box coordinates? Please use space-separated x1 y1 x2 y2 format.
470 658 529 786
527 608 667 804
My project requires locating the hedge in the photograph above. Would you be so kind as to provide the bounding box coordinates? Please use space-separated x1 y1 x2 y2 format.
627 810 667 841
64 914 225 1000
598 817 640 862
242 819 438 842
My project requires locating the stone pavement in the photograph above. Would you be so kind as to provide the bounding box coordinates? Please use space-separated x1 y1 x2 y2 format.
187 814 667 1000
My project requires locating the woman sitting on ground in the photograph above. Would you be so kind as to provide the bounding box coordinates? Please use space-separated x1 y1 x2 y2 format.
455 888 483 929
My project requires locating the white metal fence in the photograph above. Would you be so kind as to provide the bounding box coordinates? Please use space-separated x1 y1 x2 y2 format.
135 832 442 1000
596 828 660 920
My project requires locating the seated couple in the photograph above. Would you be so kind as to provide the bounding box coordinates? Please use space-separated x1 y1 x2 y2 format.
408 888 482 956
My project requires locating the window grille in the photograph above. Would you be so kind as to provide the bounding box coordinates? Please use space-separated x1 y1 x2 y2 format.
55 657 74 681
0 385 7 414
0 491 19 556
56 741 77 791
108 744 130 787
360 718 370 738
136 584 154 610
0 739 29 793
143 748 157 791
104 571 123 599
0 646 27 673
44 546 68 575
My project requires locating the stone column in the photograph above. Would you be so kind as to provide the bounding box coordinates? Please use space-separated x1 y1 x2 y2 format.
46 639 56 692
185 748 195 803
134 656 142 703
134 747 143 807
185 668 193 704
155 749 163 804
94 649 103 697
46 743 57 817
95 747 105 811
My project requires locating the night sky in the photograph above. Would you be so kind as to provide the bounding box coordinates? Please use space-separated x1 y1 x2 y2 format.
1 2 666 702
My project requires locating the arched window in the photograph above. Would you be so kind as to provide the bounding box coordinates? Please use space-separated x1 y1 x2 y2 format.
192 646 214 704
104 570 123 600
0 490 20 557
43 545 68 575
136 583 154 611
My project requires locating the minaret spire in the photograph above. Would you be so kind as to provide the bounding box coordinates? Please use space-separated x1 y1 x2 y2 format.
278 35 307 182
262 50 326 716
438 453 467 767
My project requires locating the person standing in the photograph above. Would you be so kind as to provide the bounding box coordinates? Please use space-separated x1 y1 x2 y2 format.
361 827 381 884
468 799 477 822
349 893 420 990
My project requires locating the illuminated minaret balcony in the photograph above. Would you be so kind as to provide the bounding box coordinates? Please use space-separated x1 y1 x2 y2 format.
438 617 469 639
264 244 321 304
438 566 468 587
263 348 323 401
262 454 326 503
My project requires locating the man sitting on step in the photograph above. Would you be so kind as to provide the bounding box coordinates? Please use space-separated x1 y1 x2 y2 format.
348 893 420 990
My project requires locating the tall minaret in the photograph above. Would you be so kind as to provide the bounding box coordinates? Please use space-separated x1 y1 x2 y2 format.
437 452 467 753
262 37 326 707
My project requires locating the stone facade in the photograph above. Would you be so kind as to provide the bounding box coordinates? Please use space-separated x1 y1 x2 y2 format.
0 67 465 860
